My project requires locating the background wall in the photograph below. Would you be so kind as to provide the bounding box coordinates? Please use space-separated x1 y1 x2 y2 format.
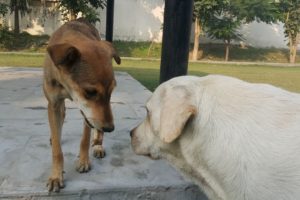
97 0 164 42
1 0 295 49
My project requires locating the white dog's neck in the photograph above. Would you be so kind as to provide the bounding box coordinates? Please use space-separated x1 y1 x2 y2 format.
161 141 227 200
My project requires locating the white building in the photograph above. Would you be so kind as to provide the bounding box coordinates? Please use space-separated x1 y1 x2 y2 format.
0 0 294 49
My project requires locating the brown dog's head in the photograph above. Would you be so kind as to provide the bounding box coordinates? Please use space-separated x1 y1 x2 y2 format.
47 41 121 132
130 77 197 159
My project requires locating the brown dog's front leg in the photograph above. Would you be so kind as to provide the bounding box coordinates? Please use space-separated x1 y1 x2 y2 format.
76 122 91 173
92 129 106 158
47 101 65 192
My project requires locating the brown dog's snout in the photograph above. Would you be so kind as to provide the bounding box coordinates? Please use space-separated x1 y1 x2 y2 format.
130 130 134 138
102 124 114 132
130 127 136 138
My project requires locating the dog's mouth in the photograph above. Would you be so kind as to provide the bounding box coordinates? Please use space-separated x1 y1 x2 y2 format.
132 149 158 160
80 110 94 129
145 153 160 160
146 154 157 160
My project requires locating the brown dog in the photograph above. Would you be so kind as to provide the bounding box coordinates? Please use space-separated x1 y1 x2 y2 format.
43 18 120 192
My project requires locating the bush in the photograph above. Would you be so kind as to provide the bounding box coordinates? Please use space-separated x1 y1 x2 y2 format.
0 25 49 51
0 24 14 49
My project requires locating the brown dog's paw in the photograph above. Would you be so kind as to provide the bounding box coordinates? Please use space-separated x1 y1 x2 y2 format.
47 176 64 192
93 145 106 158
76 159 91 173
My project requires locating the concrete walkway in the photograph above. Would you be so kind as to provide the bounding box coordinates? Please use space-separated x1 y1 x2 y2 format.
0 68 207 200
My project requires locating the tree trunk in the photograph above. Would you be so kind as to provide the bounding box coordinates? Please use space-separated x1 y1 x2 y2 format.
70 10 76 20
147 41 154 57
289 34 299 64
192 17 201 61
290 44 296 63
225 40 230 61
290 33 300 63
14 5 19 34
286 11 298 64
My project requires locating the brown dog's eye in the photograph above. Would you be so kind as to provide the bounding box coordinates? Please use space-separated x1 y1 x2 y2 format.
84 89 98 99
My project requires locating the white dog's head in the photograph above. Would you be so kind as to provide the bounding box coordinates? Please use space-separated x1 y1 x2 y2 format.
130 77 198 159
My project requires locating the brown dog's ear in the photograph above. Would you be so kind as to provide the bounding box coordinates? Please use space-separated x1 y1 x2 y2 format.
99 41 121 65
47 43 81 69
160 87 197 143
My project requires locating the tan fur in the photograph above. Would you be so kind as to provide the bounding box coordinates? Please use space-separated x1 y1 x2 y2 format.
43 19 120 192
92 129 106 158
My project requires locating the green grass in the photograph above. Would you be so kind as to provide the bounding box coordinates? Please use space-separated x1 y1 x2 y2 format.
117 59 300 93
0 53 44 67
1 53 300 93
114 41 161 58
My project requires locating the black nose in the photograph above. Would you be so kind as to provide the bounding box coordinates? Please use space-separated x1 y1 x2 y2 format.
102 125 114 132
130 130 133 137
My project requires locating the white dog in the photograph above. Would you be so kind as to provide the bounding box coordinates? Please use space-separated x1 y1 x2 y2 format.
131 75 300 200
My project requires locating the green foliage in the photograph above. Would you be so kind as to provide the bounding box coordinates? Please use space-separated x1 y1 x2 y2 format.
204 0 280 42
0 24 14 48
58 0 106 23
277 0 300 44
0 3 8 17
0 26 49 51
193 0 226 26
232 0 279 23
275 0 300 62
193 0 281 60
9 0 30 16
9 0 31 34
206 16 243 43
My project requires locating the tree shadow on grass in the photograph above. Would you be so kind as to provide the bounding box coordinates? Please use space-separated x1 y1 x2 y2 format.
193 43 293 63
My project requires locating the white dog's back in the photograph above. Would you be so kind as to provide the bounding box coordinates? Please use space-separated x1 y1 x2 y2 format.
176 75 300 200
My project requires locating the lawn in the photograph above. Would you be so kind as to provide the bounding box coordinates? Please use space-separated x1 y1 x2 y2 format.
117 59 300 93
0 53 300 93
0 53 44 67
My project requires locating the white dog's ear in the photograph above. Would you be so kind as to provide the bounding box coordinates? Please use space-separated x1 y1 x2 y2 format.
160 87 197 143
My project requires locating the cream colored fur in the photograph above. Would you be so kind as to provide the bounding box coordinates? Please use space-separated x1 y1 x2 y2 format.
131 75 300 200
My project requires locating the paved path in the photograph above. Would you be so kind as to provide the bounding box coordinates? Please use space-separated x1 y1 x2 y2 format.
0 68 207 200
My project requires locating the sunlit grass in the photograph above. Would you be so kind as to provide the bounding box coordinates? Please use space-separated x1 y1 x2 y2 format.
117 59 300 93
1 53 299 93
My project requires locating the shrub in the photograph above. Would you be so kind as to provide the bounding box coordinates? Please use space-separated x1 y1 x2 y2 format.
0 24 49 51
0 24 14 49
